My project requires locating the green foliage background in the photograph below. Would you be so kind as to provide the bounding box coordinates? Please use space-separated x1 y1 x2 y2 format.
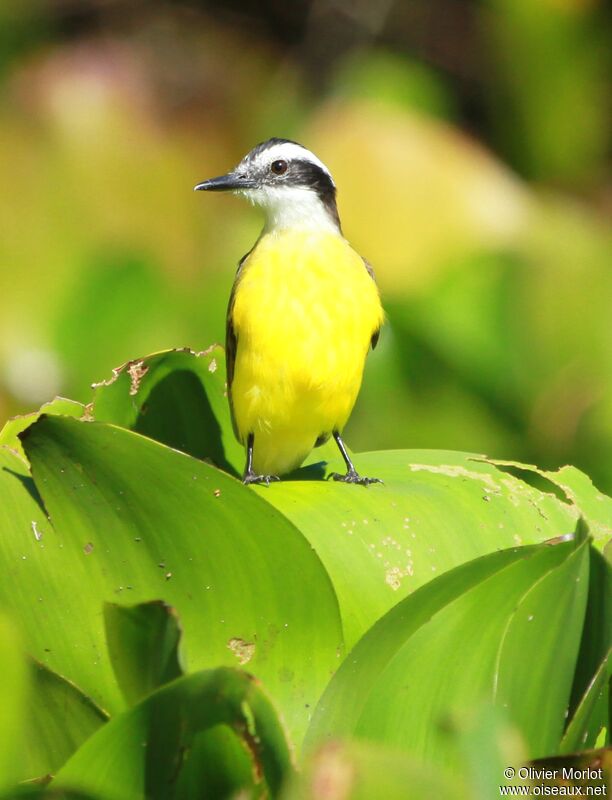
0 0 611 490
0 4 610 796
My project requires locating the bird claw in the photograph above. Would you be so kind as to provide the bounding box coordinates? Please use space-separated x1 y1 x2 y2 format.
242 473 280 486
330 471 383 486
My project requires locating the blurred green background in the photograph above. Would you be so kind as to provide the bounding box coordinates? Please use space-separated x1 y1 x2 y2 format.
1 0 611 489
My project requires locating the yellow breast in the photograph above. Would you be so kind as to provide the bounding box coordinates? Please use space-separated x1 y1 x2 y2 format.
230 229 383 475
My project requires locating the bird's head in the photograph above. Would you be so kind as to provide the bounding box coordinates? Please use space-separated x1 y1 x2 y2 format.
195 138 340 233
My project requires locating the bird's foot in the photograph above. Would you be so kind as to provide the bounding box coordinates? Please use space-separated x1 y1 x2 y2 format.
242 472 280 486
330 470 383 486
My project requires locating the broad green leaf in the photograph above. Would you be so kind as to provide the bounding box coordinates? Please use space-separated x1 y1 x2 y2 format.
282 740 463 800
492 540 589 755
307 536 590 767
54 668 293 800
304 546 535 747
0 615 26 790
0 444 122 714
259 449 578 648
560 652 610 754
22 661 108 782
17 415 343 744
567 546 611 722
104 601 183 706
0 449 107 781
0 398 85 462
91 348 243 475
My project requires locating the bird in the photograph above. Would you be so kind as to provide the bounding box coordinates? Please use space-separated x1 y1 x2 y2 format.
195 138 384 486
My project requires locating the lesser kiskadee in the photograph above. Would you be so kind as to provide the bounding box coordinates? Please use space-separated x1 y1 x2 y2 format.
195 138 384 485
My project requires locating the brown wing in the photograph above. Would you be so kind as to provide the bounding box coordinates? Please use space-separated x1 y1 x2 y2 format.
225 250 251 442
363 257 381 350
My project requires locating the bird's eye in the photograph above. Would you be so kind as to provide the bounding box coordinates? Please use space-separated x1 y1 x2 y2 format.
270 159 288 175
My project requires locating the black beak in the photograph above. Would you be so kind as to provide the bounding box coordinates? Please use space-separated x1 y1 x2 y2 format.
194 172 256 192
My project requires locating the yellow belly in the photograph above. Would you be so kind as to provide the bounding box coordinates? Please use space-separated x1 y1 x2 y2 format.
230 229 384 475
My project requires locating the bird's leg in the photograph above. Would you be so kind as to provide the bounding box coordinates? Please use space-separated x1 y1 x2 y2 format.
242 433 280 486
330 432 382 486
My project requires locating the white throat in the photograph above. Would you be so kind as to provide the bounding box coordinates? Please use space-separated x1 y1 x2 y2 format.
243 185 340 234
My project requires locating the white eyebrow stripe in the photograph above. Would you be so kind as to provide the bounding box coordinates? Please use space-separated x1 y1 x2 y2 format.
250 142 334 185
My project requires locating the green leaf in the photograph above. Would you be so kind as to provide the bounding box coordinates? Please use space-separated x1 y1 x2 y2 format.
16 415 343 745
260 449 579 648
305 546 531 747
0 398 85 462
541 465 612 551
54 668 293 800
0 452 108 783
91 348 243 475
104 601 183 706
0 443 124 715
0 615 27 790
560 652 610 754
487 458 612 550
491 539 588 756
307 534 590 767
567 545 611 721
22 661 108 782
170 725 257 800
0 450 105 781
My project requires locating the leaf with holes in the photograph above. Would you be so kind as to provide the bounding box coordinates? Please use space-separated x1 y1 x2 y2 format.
91 347 243 475
0 398 85 462
257 449 580 649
